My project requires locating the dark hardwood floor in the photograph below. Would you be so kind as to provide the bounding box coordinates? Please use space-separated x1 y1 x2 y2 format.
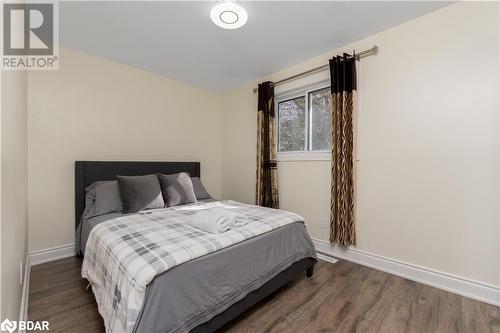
28 257 499 333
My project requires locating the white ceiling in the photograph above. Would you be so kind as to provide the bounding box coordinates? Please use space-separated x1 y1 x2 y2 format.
60 1 452 92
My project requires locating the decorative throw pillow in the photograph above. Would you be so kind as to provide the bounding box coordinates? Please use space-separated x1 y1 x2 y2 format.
117 174 164 213
191 177 211 200
158 172 197 207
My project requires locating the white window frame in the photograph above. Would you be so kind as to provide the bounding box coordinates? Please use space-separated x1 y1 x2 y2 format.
276 80 331 162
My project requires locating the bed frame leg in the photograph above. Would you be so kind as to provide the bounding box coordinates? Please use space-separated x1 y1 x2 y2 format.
306 266 314 278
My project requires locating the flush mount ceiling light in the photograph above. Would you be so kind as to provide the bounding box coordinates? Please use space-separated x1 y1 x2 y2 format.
210 1 248 30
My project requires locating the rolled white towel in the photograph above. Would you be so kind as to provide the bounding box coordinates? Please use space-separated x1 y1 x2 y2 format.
190 209 232 233
227 211 247 227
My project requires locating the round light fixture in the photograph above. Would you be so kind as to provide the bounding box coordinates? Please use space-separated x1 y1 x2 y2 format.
210 1 248 29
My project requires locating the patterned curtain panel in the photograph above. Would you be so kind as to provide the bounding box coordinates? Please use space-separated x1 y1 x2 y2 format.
256 81 279 208
329 53 357 246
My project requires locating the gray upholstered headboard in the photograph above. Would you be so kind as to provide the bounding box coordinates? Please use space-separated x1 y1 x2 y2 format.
74 161 200 230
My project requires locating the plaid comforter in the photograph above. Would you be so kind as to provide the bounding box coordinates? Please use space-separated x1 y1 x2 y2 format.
81 200 305 333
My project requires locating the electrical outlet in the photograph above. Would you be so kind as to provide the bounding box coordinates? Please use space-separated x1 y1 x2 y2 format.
20 261 23 286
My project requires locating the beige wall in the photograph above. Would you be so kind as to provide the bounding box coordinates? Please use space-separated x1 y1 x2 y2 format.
221 2 500 286
28 48 222 252
1 70 29 320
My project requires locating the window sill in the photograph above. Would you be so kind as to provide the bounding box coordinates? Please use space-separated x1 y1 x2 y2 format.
277 151 331 162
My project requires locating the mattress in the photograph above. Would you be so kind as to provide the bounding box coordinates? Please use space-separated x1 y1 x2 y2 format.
78 200 316 333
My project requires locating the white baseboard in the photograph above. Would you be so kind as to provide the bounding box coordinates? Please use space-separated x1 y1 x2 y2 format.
30 244 76 266
313 238 500 307
19 254 30 332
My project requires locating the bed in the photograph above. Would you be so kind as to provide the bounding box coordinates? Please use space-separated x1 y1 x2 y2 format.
75 161 317 333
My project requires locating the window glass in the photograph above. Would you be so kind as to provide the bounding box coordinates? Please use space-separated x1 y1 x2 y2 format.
277 97 306 151
310 87 332 151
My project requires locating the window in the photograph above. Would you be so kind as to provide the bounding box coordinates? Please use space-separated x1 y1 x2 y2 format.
277 96 306 151
310 87 332 150
277 85 332 154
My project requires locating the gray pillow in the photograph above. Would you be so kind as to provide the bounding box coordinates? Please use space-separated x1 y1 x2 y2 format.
95 181 123 215
191 177 211 200
117 174 164 213
85 182 98 199
84 183 98 218
158 172 197 207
